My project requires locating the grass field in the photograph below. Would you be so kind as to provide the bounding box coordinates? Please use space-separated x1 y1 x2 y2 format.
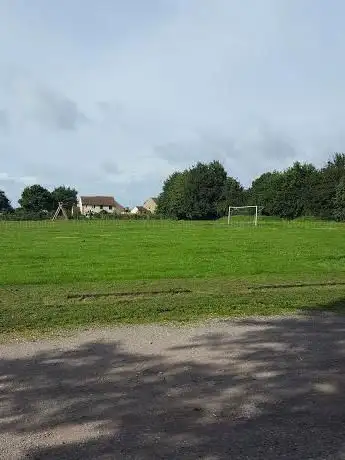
1 218 345 335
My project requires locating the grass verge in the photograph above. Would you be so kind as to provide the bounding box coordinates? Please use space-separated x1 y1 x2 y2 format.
1 276 345 339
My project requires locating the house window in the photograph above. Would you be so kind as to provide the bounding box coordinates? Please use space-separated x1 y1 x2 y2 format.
109 206 112 210
100 205 103 210
93 205 95 209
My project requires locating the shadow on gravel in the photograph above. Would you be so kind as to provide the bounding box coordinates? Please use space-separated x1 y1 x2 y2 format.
1 303 345 459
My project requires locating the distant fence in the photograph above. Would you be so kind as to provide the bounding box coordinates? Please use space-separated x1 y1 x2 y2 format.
0 215 175 230
0 213 343 230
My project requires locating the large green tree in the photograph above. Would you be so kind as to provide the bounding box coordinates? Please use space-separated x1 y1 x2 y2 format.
51 186 78 211
275 162 318 219
156 152 345 222
156 171 188 219
183 161 227 219
0 190 12 212
18 185 54 212
157 161 227 219
247 171 284 216
247 162 318 219
311 153 345 219
217 176 245 216
333 176 345 221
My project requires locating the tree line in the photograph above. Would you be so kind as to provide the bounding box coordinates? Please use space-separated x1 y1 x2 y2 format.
0 185 77 219
1 152 345 221
156 153 345 220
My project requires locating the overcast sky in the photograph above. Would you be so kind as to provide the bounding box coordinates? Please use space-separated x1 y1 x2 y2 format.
1 0 345 207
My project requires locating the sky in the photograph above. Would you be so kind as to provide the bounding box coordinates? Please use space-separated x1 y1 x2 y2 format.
1 0 345 207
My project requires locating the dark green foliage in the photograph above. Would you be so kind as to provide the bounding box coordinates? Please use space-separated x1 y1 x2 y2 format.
217 177 246 216
157 171 189 219
51 186 78 211
0 208 52 221
248 163 317 219
157 154 345 221
157 161 227 219
247 171 284 216
183 161 227 219
14 185 78 217
0 190 12 212
311 153 345 219
333 176 345 221
18 185 54 212
248 160 334 219
274 162 318 219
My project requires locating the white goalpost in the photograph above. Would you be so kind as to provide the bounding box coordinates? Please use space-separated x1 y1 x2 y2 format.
227 205 258 226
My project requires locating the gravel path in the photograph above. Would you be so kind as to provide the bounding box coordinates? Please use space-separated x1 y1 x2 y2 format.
1 314 345 459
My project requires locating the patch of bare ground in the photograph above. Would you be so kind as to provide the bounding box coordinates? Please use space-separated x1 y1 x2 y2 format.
1 311 345 459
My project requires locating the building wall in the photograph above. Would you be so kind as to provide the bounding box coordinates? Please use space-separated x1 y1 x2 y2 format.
80 203 117 215
130 207 140 214
77 197 83 213
143 198 157 213
78 197 124 215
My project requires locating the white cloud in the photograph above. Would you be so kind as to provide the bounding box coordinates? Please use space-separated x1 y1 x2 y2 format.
18 175 37 185
0 172 37 185
0 172 10 181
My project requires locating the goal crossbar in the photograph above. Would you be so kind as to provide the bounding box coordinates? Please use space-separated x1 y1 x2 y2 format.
227 205 258 226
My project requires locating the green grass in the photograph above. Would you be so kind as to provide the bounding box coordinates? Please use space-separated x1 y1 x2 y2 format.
1 218 345 335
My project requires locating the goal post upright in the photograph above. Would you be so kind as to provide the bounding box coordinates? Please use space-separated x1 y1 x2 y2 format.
227 205 259 226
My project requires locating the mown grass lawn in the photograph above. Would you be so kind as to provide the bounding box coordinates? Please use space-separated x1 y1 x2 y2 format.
1 218 345 335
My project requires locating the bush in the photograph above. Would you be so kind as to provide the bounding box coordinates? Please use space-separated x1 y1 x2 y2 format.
0 209 53 221
69 211 162 221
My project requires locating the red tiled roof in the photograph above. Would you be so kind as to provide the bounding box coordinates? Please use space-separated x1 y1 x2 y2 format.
80 196 123 209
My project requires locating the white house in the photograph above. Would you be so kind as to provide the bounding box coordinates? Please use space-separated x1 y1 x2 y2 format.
130 205 149 215
77 196 124 215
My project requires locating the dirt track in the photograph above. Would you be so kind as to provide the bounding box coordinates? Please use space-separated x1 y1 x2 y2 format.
1 315 345 459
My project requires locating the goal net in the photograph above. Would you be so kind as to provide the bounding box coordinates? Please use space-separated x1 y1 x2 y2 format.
227 206 258 226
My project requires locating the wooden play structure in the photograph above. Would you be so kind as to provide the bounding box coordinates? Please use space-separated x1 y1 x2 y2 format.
51 202 69 220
